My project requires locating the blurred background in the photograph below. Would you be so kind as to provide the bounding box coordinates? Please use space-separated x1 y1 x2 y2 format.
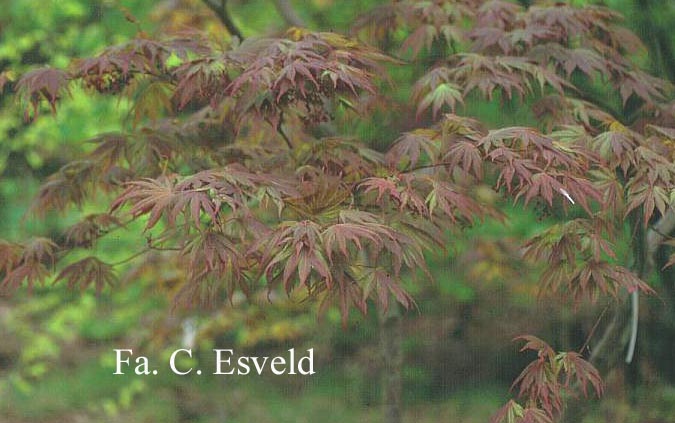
1 1 674 422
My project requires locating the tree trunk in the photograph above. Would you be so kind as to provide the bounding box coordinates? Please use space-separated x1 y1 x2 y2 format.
379 303 403 423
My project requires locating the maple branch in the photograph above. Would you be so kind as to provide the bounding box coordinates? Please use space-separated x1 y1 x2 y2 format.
625 206 675 363
649 225 675 240
110 248 150 266
402 162 453 174
202 0 244 41
276 124 293 150
265 111 293 149
579 304 609 355
273 0 305 28
585 207 674 366
379 302 403 423
588 301 624 364
646 207 675 272
146 243 182 252
625 291 639 363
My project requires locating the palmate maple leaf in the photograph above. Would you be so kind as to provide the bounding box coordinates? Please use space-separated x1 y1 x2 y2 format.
87 133 130 171
0 240 22 274
412 67 464 119
111 177 181 229
64 213 124 248
480 127 584 171
568 262 652 301
1 238 58 294
441 138 484 179
615 69 671 106
15 67 70 119
252 209 427 324
72 35 206 99
461 2 671 115
260 220 332 292
178 229 247 307
323 222 386 263
385 128 441 168
29 160 99 216
54 256 116 297
361 268 415 313
503 336 603 420
365 170 489 226
557 351 603 397
225 32 386 128
171 56 232 109
359 175 428 216
469 25 555 55
490 400 553 423
476 127 602 213
523 218 616 266
524 4 622 42
111 165 276 230
529 44 610 79
437 54 569 102
383 121 599 216
1 263 50 295
120 176 219 230
599 137 675 225
282 169 352 219
532 95 615 131
399 0 474 58
513 358 561 417
296 137 384 181
353 0 475 56
523 218 654 302
76 35 207 79
475 0 522 30
424 178 485 223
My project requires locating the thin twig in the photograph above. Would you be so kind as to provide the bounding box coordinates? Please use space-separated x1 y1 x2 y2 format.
402 161 454 174
579 304 609 355
110 243 182 267
589 303 622 363
110 248 150 266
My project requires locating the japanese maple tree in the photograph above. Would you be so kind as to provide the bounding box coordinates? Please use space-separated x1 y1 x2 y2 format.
2 0 674 422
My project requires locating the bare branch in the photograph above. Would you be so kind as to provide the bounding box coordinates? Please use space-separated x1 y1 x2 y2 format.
626 206 675 363
273 0 305 27
202 0 244 40
646 207 675 271
625 291 639 363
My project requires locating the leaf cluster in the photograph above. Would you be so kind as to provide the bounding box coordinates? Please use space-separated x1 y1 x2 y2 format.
4 2 675 417
491 336 603 423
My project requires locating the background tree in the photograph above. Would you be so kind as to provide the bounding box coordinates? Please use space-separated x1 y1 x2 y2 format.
1 1 674 422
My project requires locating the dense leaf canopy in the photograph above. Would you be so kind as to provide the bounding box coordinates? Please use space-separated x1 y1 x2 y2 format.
2 0 675 421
